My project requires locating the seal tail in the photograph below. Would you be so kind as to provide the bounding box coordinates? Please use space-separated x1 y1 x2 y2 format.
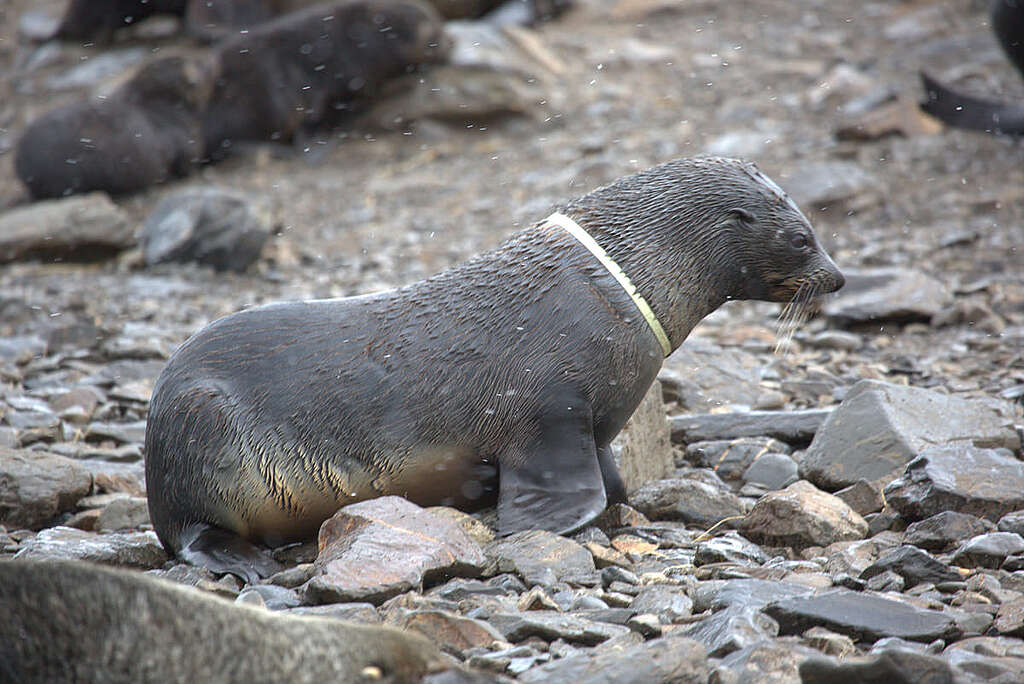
919 71 1024 136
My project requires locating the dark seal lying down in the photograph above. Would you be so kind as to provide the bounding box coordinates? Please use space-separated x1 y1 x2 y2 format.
144 156 845 581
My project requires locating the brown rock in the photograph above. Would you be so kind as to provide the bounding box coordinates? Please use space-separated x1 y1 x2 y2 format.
302 496 487 605
486 530 598 588
741 481 869 548
0 447 93 530
389 609 505 655
612 380 673 494
426 506 495 545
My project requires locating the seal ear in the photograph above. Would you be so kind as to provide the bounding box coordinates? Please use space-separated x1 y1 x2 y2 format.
729 207 756 224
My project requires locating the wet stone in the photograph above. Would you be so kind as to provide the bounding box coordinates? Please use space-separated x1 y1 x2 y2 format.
798 648 955 684
860 545 961 588
741 452 799 490
14 526 167 569
517 633 709 684
285 603 382 623
84 420 148 446
822 267 953 326
302 496 487 605
904 511 996 552
0 193 134 263
0 447 93 530
611 381 673 494
96 496 150 532
484 610 631 645
692 578 814 613
630 586 693 623
800 380 1020 491
740 480 868 548
834 480 885 517
671 409 831 446
802 626 856 657
141 187 273 272
998 511 1024 537
389 609 506 655
715 638 823 684
683 437 792 482
486 530 597 588
885 446 1024 523
694 531 770 567
764 589 959 643
952 533 1024 570
628 477 747 528
865 569 905 593
237 584 302 611
682 604 780 657
994 598 1024 638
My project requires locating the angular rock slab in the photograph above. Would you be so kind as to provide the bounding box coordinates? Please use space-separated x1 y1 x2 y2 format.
14 527 167 568
800 380 1020 490
518 633 709 683
388 609 505 655
486 529 597 588
611 380 673 494
660 337 766 412
0 193 133 263
302 496 487 605
716 639 823 684
765 589 959 643
859 545 961 587
671 409 831 446
691 578 814 613
884 445 1024 523
485 610 631 645
740 480 868 548
1 560 447 683
0 447 92 530
682 604 779 657
141 187 273 272
629 477 747 529
799 649 955 684
951 532 1024 569
822 267 953 326
904 511 996 552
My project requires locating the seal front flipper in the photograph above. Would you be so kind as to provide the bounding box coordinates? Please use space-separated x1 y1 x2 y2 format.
177 523 283 584
497 392 607 536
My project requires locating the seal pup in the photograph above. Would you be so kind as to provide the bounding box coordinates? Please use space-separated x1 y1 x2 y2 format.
201 0 450 158
0 560 447 683
15 55 214 199
145 157 845 580
920 0 1024 136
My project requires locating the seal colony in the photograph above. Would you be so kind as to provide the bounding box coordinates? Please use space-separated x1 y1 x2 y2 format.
145 156 845 580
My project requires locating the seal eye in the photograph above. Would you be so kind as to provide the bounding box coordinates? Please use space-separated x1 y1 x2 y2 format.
791 234 808 250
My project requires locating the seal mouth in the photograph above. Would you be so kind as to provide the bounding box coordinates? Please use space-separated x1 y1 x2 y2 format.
771 267 845 354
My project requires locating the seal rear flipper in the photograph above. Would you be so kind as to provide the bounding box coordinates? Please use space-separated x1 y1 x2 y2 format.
919 71 1024 135
597 445 627 505
177 524 283 585
497 393 607 536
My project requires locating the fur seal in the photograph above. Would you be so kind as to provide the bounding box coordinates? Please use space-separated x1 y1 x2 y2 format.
201 0 450 157
15 55 214 199
55 0 188 41
0 560 447 683
145 156 845 580
920 0 1024 136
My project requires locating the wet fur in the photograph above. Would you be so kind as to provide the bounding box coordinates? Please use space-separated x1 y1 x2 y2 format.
145 157 844 574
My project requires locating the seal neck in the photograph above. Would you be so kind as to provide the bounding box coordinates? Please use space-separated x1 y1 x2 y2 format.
545 212 672 358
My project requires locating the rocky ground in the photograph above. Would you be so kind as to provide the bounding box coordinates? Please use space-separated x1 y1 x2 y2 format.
1 0 1023 681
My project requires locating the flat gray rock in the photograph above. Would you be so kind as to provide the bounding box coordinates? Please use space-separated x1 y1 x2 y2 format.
682 604 779 657
518 633 709 683
0 193 133 263
14 527 167 569
694 532 770 567
692 578 815 613
302 496 487 605
859 545 961 587
799 649 955 684
671 409 831 446
96 496 151 532
740 480 868 548
904 511 995 552
660 338 766 412
486 530 598 588
141 187 273 272
951 532 1024 569
716 639 823 683
781 160 880 209
0 447 92 530
764 589 959 643
741 451 798 490
683 437 792 481
629 477 747 528
485 610 631 645
885 445 1024 523
822 267 953 325
801 380 1020 491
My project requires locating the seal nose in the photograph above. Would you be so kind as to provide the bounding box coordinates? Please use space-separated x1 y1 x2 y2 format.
831 268 845 292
